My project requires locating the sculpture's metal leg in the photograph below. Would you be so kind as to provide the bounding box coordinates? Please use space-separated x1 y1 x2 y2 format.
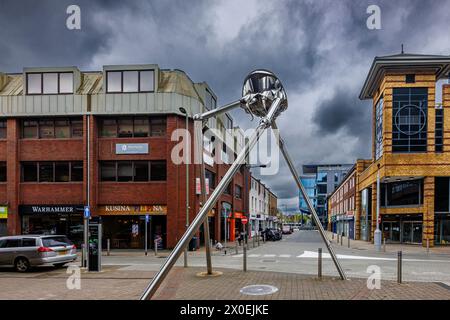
139 98 282 300
195 119 213 274
272 121 347 280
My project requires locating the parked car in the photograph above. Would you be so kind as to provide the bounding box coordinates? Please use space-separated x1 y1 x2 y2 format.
282 225 293 234
0 235 77 272
262 228 282 241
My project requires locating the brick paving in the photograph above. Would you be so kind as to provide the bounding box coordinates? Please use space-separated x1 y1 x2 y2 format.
152 267 450 300
1 264 450 300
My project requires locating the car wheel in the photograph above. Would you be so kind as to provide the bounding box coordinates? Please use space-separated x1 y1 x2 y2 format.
14 257 30 272
53 263 67 268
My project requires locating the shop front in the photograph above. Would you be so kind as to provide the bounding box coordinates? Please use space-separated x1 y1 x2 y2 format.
382 214 423 244
360 188 372 241
435 214 450 245
98 205 167 249
228 212 245 242
20 205 84 245
0 206 7 236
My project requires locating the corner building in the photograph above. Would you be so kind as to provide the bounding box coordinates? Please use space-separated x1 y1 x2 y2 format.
358 53 450 246
0 65 249 248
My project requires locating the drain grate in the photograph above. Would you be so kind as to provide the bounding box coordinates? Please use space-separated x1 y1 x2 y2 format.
240 285 278 296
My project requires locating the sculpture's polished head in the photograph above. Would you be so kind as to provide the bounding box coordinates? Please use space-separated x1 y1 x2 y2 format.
241 69 288 119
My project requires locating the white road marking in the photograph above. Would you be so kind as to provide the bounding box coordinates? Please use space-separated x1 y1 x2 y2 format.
248 254 261 258
232 254 243 258
263 254 276 257
296 250 450 262
279 254 292 258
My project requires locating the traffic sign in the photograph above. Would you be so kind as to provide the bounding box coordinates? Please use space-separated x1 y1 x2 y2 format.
84 206 91 218
241 216 248 225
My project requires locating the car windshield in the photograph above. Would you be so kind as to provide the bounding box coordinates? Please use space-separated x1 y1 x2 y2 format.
42 236 73 247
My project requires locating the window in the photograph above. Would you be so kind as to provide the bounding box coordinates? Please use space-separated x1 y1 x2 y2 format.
118 118 133 138
0 120 6 139
55 162 70 182
317 184 327 194
406 74 416 84
26 72 73 94
22 238 37 247
225 115 233 130
205 89 216 110
106 70 155 93
317 172 327 183
21 162 83 182
0 162 6 182
235 185 242 199
150 161 167 181
435 107 443 153
435 177 450 212
21 118 83 139
381 179 423 207
100 161 166 182
205 170 216 189
392 88 428 153
99 117 166 137
375 96 384 159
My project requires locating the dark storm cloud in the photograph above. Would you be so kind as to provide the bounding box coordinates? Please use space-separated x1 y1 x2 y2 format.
1 0 449 207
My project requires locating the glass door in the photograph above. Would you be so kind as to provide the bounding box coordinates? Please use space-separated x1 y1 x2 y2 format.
402 222 412 243
412 222 423 244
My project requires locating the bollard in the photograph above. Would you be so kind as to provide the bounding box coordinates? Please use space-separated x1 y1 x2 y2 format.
107 238 110 256
257 233 260 246
383 238 386 253
347 236 350 248
427 239 429 255
253 235 255 248
154 240 158 256
340 234 343 246
235 241 238 255
332 233 334 240
263 233 266 243
318 248 322 279
337 234 339 244
397 251 402 284
243 245 247 272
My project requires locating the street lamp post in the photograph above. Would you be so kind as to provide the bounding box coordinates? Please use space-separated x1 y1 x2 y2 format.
374 169 382 251
179 107 190 267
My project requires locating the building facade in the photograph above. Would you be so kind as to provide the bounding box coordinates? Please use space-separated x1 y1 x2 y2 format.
358 53 450 246
249 177 272 236
299 164 353 226
0 65 249 248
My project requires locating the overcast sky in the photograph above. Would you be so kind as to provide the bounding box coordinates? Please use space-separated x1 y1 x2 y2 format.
1 0 450 212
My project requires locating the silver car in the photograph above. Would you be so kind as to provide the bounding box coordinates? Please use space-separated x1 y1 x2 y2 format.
0 235 77 272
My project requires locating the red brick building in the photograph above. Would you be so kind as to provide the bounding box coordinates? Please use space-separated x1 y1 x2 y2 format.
0 65 249 249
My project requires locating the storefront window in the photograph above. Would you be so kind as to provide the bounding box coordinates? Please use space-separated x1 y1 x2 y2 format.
385 179 422 206
435 177 449 212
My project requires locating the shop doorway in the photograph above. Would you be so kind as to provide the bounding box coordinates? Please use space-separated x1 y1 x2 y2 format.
435 217 450 245
382 219 422 244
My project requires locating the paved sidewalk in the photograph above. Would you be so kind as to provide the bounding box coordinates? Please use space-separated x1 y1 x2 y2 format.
153 267 450 300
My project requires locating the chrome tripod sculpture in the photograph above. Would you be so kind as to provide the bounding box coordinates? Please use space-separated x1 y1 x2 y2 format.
140 70 346 300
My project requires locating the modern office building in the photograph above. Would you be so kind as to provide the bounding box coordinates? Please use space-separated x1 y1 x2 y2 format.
299 164 353 226
0 65 249 249
357 52 450 246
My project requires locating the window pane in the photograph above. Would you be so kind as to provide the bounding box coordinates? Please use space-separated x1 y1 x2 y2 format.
118 162 133 182
107 71 122 92
101 162 116 182
123 71 139 92
27 74 42 94
39 120 54 138
71 119 83 138
140 70 154 92
22 162 37 182
134 161 149 181
133 117 149 137
0 121 6 139
100 119 117 137
22 238 37 247
23 120 38 138
59 73 73 93
55 162 70 182
39 162 54 182
0 162 6 182
43 73 58 94
150 118 166 136
71 162 83 182
150 161 166 181
118 118 133 137
55 120 70 138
